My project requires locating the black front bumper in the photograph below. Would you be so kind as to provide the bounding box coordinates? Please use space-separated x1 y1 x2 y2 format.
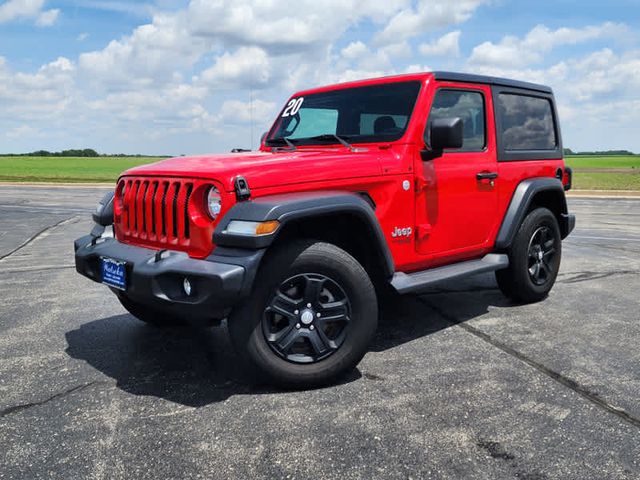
74 233 264 323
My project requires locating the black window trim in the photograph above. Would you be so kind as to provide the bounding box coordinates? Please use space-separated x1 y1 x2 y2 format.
425 87 488 154
492 85 563 162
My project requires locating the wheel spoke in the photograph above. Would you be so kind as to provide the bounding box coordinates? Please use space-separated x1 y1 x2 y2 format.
543 247 556 259
532 262 541 280
276 326 301 353
307 328 330 355
317 324 341 350
540 260 551 277
318 299 349 322
265 321 295 343
268 292 298 319
303 276 325 303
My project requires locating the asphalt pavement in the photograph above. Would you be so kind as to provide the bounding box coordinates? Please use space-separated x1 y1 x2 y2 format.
0 184 639 480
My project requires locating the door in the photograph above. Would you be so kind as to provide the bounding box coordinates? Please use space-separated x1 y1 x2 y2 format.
415 85 498 260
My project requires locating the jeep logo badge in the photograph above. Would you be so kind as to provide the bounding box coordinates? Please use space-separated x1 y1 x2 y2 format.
391 226 413 238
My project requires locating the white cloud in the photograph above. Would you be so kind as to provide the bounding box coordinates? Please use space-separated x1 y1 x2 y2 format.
469 22 625 67
375 1 485 44
0 0 57 26
341 42 369 61
419 31 461 57
219 99 276 124
198 47 272 89
5 124 39 139
0 56 76 119
0 0 44 22
35 7 58 26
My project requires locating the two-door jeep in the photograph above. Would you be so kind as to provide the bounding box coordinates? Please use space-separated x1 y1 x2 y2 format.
75 71 575 387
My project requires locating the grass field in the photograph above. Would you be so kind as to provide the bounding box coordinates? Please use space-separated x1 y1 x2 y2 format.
0 156 163 183
564 155 640 170
0 154 638 190
564 155 639 191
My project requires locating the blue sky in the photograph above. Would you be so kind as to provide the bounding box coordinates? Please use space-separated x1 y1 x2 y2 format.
1 0 639 154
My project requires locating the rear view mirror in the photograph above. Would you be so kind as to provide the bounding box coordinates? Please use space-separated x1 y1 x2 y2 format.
430 117 463 151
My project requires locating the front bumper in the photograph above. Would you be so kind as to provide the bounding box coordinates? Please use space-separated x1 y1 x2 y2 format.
74 231 264 323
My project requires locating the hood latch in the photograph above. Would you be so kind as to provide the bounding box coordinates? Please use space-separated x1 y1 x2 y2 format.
234 176 251 201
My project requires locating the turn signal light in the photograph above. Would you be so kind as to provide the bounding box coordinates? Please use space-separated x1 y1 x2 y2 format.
255 220 280 235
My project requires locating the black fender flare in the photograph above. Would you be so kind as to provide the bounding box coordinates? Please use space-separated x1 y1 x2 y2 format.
92 190 115 227
213 191 395 278
495 177 572 250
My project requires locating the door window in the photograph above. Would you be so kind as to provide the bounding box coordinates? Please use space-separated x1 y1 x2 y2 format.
426 90 486 152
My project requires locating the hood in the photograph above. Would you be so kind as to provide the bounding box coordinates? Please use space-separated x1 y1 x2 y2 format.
123 148 389 191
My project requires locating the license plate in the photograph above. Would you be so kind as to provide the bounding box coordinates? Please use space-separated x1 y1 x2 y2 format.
101 257 127 290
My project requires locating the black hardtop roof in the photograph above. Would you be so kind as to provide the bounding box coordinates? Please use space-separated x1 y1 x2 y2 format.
433 71 552 94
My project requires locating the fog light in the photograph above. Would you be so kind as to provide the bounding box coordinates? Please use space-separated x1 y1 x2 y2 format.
183 278 192 296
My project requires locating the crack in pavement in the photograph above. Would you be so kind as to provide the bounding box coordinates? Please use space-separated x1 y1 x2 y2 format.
0 264 76 274
418 297 640 430
0 216 78 261
0 380 110 417
557 270 640 284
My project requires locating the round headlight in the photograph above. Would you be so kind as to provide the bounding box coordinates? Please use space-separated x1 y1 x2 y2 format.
207 186 222 220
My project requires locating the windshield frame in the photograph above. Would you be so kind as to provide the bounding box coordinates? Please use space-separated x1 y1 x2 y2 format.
265 80 423 148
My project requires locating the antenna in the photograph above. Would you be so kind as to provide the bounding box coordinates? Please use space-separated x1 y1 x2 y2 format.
250 88 254 150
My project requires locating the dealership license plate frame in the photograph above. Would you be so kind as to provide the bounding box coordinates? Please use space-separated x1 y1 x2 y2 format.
100 257 127 291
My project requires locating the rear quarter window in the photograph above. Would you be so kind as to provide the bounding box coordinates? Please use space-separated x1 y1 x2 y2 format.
497 93 557 150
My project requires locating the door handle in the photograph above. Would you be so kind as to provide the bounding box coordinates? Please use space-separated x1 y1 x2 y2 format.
476 171 498 180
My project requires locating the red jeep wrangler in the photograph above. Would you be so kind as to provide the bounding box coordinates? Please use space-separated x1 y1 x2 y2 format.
75 71 575 387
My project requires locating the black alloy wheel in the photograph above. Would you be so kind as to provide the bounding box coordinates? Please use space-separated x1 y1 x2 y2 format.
262 273 351 363
527 226 557 286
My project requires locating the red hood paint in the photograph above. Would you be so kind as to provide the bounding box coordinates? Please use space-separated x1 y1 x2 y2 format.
122 148 389 191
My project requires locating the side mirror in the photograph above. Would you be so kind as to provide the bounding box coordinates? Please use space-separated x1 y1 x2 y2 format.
260 132 268 144
421 117 463 161
430 117 463 151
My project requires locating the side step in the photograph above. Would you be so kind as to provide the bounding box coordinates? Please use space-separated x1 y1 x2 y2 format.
390 253 509 294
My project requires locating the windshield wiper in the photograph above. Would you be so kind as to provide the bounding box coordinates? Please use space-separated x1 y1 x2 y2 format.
266 136 297 151
308 134 359 151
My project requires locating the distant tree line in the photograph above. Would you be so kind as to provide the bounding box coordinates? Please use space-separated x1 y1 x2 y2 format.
1 149 165 157
564 148 636 156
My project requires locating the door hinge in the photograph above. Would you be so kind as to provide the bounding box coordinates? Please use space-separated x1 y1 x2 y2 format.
417 223 432 240
415 177 431 192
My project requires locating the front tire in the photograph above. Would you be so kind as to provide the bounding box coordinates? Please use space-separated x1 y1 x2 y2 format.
496 207 562 303
228 241 378 388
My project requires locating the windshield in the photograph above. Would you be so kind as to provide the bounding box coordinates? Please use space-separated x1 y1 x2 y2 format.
266 81 421 147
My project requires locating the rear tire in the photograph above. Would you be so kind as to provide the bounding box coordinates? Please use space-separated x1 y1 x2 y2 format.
228 241 378 388
496 207 562 303
117 293 184 327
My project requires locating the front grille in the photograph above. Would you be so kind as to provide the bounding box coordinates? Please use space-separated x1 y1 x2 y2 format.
117 177 193 246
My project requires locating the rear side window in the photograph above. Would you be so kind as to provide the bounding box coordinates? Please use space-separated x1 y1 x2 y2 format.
497 94 556 150
427 89 486 152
